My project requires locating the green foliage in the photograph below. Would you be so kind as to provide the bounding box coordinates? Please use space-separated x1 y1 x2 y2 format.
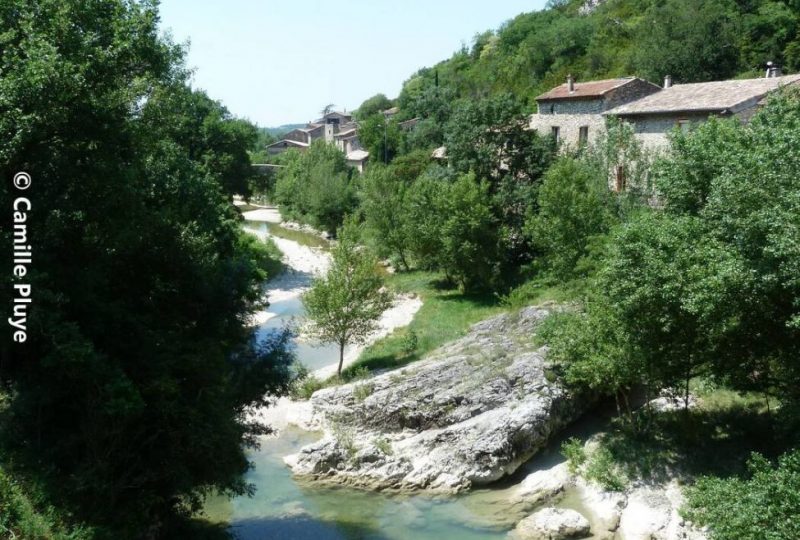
302 219 393 375
542 94 800 424
142 84 259 198
0 466 92 540
372 437 393 456
445 93 555 185
395 0 800 113
423 173 500 292
633 0 741 83
400 330 419 356
685 449 800 540
359 164 414 270
237 233 284 281
526 157 619 278
273 140 357 233
357 114 403 164
560 437 587 475
352 382 375 402
355 93 393 120
584 446 628 492
0 0 293 535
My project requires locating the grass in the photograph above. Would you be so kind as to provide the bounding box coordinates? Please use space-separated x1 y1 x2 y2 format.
583 382 797 487
340 271 509 378
266 223 331 250
288 271 569 394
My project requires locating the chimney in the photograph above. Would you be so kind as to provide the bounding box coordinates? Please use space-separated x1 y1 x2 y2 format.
567 74 575 93
664 75 673 88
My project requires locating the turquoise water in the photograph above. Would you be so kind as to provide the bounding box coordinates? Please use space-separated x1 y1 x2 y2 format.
215 220 581 539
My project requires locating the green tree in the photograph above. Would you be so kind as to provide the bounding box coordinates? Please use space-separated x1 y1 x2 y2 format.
435 173 499 291
355 93 393 120
685 449 800 540
444 93 554 185
0 0 292 535
302 219 393 375
359 165 413 270
358 113 403 164
633 0 741 83
526 157 619 278
273 140 357 232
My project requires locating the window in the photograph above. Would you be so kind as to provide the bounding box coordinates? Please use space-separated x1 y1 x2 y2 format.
676 119 691 133
551 126 560 142
614 164 626 192
578 126 589 145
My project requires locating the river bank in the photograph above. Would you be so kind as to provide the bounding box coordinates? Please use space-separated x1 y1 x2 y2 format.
226 204 707 540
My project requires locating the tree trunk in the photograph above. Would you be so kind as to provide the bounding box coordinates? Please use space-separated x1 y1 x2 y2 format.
338 342 345 376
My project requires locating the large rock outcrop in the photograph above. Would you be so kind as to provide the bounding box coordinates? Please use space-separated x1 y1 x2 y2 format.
284 306 589 492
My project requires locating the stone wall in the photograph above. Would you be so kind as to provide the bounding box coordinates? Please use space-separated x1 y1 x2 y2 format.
529 112 607 148
621 112 713 150
538 99 604 116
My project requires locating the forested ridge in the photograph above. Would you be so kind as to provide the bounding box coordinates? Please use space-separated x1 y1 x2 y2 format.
398 0 800 115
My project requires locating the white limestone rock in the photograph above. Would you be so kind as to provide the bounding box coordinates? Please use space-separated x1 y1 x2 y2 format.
511 507 591 540
284 306 590 492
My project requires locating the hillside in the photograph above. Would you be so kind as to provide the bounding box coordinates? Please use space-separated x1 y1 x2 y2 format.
395 0 800 117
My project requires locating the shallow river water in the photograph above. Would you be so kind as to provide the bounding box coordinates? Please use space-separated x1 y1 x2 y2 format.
206 219 596 539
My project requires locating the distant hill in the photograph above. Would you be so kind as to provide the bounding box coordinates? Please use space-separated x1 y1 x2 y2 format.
396 0 800 115
260 124 305 138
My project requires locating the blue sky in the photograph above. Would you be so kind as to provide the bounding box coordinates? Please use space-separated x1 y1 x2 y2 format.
158 0 547 127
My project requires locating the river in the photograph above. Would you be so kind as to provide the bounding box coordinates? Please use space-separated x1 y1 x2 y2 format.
205 209 595 539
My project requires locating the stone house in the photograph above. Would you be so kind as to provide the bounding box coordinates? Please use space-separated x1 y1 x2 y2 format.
265 110 370 170
529 76 661 147
605 73 800 150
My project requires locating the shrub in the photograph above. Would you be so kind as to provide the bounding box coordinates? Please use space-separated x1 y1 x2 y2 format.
684 449 800 540
352 382 375 402
561 437 587 474
584 446 628 492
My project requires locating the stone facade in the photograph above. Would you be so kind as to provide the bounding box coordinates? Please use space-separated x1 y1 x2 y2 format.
618 112 712 151
529 112 607 149
530 77 661 148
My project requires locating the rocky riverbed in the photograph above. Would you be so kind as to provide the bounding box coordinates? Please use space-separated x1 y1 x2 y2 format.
282 303 708 540
284 305 589 492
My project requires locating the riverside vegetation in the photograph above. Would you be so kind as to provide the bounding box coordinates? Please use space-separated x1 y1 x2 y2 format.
0 0 291 538
3 0 800 538
264 3 800 538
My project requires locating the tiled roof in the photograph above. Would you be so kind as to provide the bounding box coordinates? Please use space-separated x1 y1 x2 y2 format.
266 139 309 148
536 77 640 101
607 74 800 115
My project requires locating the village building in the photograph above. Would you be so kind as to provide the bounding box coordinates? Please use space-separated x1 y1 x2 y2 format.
264 110 370 170
529 76 661 147
605 72 800 149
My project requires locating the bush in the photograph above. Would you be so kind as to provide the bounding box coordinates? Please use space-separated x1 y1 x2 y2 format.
238 232 284 281
0 466 92 540
560 437 586 474
685 449 800 540
584 446 628 492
